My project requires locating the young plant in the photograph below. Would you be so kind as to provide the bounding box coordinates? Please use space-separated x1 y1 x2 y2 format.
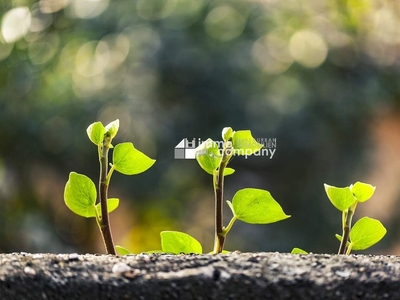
64 120 155 255
195 127 290 254
291 181 386 255
116 127 289 256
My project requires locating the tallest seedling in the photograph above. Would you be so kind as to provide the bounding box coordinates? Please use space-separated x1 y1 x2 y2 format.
196 127 290 254
64 120 155 254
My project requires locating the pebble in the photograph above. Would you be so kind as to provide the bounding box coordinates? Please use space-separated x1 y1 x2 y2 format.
112 262 131 274
24 266 36 276
68 253 80 261
335 270 351 278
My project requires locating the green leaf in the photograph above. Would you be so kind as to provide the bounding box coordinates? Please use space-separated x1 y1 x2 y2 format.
222 127 233 141
144 250 164 254
86 122 105 145
195 139 221 175
349 217 387 250
92 198 119 218
226 200 235 215
113 142 156 175
291 248 308 254
324 184 356 211
335 233 342 242
350 182 376 202
232 130 263 156
231 188 290 224
160 231 202 254
116 245 131 255
224 167 235 176
64 172 97 218
195 139 234 176
104 119 119 139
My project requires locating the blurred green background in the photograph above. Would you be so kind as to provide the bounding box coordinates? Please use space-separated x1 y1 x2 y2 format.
1 0 400 255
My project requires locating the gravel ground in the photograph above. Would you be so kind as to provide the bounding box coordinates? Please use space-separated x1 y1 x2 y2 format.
0 252 399 300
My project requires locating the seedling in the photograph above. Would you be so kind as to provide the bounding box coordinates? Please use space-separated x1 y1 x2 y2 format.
116 127 289 256
64 120 155 255
195 127 290 254
291 181 386 255
139 128 290 256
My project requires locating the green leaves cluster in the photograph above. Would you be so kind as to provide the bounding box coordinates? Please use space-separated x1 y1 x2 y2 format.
195 138 235 176
195 128 263 176
65 120 155 218
292 181 386 255
324 182 376 211
64 120 155 254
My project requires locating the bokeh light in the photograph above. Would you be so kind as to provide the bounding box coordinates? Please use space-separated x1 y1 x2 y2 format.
1 7 31 43
205 5 246 41
289 30 328 68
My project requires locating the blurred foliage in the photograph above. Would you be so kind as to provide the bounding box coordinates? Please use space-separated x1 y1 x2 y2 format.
0 0 399 254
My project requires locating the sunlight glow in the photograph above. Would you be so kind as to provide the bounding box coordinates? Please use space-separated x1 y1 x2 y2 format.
289 30 328 68
205 5 246 41
70 0 109 19
1 7 31 43
252 35 292 74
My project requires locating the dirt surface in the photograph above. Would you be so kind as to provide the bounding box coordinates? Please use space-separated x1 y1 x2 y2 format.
0 252 399 300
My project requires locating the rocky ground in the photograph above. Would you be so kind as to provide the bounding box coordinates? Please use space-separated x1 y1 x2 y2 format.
0 252 399 299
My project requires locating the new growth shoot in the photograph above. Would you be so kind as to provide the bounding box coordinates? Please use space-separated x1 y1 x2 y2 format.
292 181 386 255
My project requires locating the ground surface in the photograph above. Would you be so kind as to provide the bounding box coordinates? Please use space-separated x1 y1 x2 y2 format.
0 252 399 299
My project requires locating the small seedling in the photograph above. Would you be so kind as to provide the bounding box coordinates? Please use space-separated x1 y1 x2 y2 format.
195 127 290 254
291 181 386 255
64 120 155 254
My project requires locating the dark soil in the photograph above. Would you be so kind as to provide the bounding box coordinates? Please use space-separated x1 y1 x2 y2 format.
0 252 399 300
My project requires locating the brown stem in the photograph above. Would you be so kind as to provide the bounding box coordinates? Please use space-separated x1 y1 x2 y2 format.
98 142 116 255
338 204 356 255
213 141 233 254
338 225 350 255
213 161 227 254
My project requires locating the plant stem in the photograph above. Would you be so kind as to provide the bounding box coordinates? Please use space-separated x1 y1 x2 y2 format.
213 141 233 254
98 142 116 255
222 215 238 237
345 243 353 255
338 203 357 255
